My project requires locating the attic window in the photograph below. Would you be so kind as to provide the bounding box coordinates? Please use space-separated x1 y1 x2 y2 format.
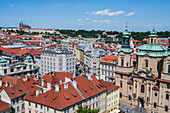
99 84 104 88
82 88 87 93
43 94 49 98
71 93 77 97
103 60 107 62
31 86 34 88
96 85 101 89
31 92 35 97
51 96 57 102
18 88 22 92
89 86 93 90
10 92 14 95
63 95 69 100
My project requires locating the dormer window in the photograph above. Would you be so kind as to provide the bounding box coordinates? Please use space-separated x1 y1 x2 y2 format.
103 60 107 63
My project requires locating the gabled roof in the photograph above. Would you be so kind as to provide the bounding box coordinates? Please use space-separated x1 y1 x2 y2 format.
0 100 10 112
91 75 106 93
72 76 99 99
1 76 28 99
99 79 119 93
100 55 118 64
24 82 84 109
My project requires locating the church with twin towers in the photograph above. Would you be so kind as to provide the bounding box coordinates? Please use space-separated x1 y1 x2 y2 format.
115 24 170 113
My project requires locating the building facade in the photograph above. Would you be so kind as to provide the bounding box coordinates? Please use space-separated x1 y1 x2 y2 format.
84 47 107 76
115 25 170 113
40 48 75 76
0 54 39 77
100 55 117 83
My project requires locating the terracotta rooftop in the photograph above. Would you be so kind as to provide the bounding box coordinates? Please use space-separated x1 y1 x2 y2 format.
0 100 10 112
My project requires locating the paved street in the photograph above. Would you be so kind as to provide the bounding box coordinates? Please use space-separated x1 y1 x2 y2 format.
119 104 148 113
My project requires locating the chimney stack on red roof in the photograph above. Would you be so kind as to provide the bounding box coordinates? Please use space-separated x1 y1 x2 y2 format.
64 82 68 90
41 79 45 86
6 81 8 88
55 84 59 92
36 90 40 97
10 83 14 87
0 79 2 87
47 82 51 91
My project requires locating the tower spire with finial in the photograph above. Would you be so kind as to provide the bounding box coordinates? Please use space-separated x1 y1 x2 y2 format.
125 21 128 31
153 24 155 31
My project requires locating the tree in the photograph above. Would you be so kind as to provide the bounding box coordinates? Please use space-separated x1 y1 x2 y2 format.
76 105 99 113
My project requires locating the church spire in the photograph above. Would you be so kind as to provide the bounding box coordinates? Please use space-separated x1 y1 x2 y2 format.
153 24 155 32
125 21 128 31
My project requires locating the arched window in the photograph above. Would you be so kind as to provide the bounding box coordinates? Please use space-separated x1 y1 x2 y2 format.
141 85 145 93
121 59 124 67
166 94 169 100
120 82 123 88
145 60 148 67
151 38 153 43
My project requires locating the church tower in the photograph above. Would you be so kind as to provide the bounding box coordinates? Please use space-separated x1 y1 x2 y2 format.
116 22 133 73
148 24 158 44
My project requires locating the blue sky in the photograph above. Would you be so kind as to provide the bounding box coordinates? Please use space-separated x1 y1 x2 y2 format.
0 0 170 31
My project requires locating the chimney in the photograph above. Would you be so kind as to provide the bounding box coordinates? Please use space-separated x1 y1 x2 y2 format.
41 79 45 86
47 82 51 91
0 79 2 87
36 90 40 97
6 81 8 87
10 83 14 87
25 75 28 81
64 83 68 90
60 79 62 85
55 84 59 92
72 80 77 88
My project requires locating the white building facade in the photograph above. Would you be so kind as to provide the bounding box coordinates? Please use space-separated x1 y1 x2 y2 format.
40 48 76 76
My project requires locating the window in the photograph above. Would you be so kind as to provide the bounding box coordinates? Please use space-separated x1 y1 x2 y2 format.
22 104 24 109
120 82 122 88
121 59 124 67
145 60 148 67
54 109 56 113
29 109 31 113
120 93 122 98
168 65 170 73
155 93 157 97
17 106 19 112
165 105 168 112
166 94 169 100
47 107 49 112
96 102 98 108
147 97 149 103
41 105 43 109
141 85 145 93
29 102 31 106
154 103 157 108
129 95 131 100
73 105 75 110
35 103 37 108
11 69 14 72
167 84 170 89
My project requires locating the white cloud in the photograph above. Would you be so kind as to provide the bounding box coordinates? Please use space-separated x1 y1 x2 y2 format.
124 12 135 16
78 19 81 22
92 19 111 24
9 4 14 7
88 9 125 16
86 18 90 21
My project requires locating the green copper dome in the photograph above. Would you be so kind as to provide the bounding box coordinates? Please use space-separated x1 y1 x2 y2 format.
25 55 33 62
136 44 166 57
139 44 166 51
0 58 9 66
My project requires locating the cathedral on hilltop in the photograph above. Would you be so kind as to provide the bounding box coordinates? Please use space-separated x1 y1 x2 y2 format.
115 24 170 113
19 21 31 28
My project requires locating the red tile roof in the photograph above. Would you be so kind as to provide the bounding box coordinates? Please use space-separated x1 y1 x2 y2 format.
1 76 28 99
73 76 99 99
99 79 119 93
0 101 10 112
24 82 84 109
91 75 106 93
100 55 118 64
